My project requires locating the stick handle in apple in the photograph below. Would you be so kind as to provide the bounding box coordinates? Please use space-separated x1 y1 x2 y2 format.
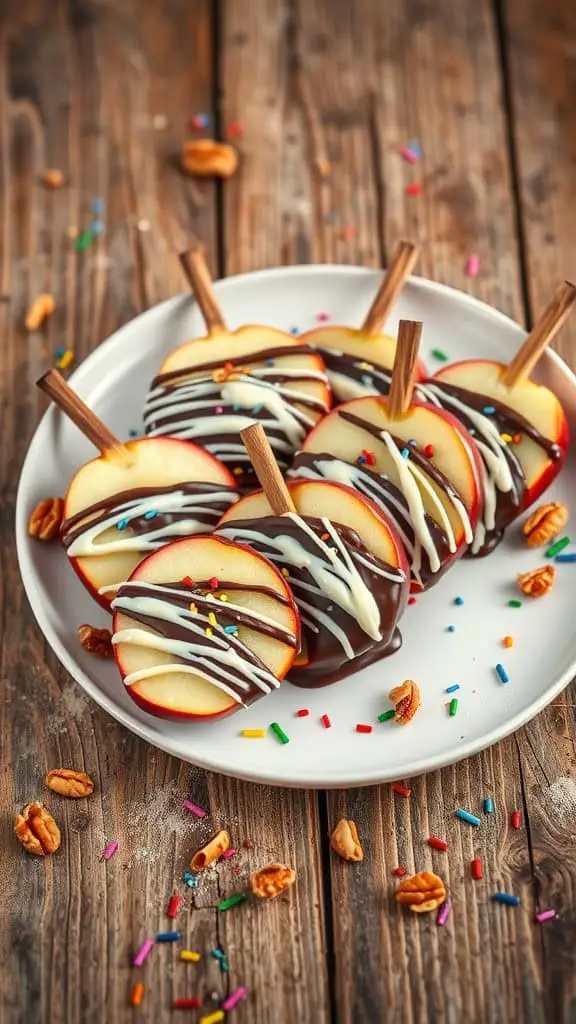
386 319 423 420
240 423 297 516
501 280 576 387
37 369 124 455
179 246 227 334
362 240 420 336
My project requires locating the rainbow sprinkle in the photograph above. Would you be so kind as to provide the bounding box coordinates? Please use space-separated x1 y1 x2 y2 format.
270 722 289 744
496 663 509 683
546 536 570 557
183 801 206 817
241 729 266 738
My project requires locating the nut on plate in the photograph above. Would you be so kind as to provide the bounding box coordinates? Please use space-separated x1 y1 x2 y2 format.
46 768 94 798
389 679 421 724
190 829 230 871
517 565 555 597
28 497 64 541
396 870 446 913
181 139 238 178
522 502 568 547
78 624 114 658
250 863 296 899
14 802 61 855
330 818 363 862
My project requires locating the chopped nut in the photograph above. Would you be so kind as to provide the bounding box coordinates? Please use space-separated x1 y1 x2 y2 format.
28 497 64 541
330 818 363 861
181 139 238 178
14 802 61 855
396 870 446 913
78 624 114 658
250 863 296 899
389 679 421 724
190 829 230 871
46 768 94 798
517 565 556 597
522 502 568 547
25 293 55 331
42 168 65 189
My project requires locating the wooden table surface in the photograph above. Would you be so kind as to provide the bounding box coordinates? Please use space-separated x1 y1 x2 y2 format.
2 2 576 1022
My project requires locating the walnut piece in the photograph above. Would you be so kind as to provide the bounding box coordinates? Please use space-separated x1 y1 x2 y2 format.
78 624 114 658
330 818 363 862
46 768 94 798
28 497 64 541
181 139 238 178
389 679 421 724
14 802 61 855
522 502 568 548
25 293 55 331
396 870 446 913
517 565 556 597
250 863 296 899
190 829 230 871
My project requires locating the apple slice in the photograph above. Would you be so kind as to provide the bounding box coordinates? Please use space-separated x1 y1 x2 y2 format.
62 437 239 609
112 535 300 720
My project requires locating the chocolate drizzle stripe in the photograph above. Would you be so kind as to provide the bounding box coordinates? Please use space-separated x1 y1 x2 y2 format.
151 344 324 389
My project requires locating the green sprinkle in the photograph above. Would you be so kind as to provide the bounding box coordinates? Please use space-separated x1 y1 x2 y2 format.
508 599 522 608
449 698 458 717
74 230 93 253
546 536 570 558
270 721 289 745
431 348 449 362
378 709 396 722
218 893 246 912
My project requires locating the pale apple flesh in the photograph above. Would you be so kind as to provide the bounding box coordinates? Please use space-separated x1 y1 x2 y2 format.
62 437 239 610
113 535 300 720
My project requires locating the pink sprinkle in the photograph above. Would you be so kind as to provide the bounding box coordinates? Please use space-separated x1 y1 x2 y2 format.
222 848 237 860
465 253 480 277
316 312 331 322
400 145 418 163
535 909 557 923
183 800 206 818
222 987 247 1011
215 405 224 414
436 900 451 926
320 714 331 729
102 841 118 860
133 938 154 967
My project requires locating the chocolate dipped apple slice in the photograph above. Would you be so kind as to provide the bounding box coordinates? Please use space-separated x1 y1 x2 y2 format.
143 246 330 487
423 280 575 554
217 424 409 687
296 321 483 590
301 239 425 402
37 370 239 609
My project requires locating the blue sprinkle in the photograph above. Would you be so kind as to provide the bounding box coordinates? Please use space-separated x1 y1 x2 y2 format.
221 959 229 972
289 326 299 335
128 429 140 438
356 454 367 464
117 518 129 531
91 197 105 215
361 375 374 387
555 553 576 563
232 404 240 412
447 625 456 633
211 949 224 960
90 220 105 235
484 796 494 813
454 596 464 606
194 112 210 128
266 358 275 366
493 892 520 907
408 439 417 447
223 625 238 635
252 405 263 414
401 448 410 459
143 510 157 520
55 345 66 360
156 931 181 942
446 684 460 694
456 808 481 826
408 138 423 158
182 871 200 888
483 405 496 414
496 663 509 683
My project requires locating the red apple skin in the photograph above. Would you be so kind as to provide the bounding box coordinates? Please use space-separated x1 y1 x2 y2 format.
62 437 240 611
113 535 300 722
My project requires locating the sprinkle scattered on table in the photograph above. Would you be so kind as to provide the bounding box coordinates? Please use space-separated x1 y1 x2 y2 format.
181 950 201 962
406 182 423 196
511 810 521 829
471 857 483 880
183 800 206 817
131 983 145 1007
102 841 118 860
493 892 520 907
436 900 450 926
167 894 182 918
156 931 181 943
484 796 494 813
341 224 355 240
133 938 154 966
218 893 246 912
535 909 557 923
465 253 480 277
428 836 448 852
456 808 481 826
227 120 244 139
190 112 210 129
222 988 248 1012
399 145 418 163
391 783 411 797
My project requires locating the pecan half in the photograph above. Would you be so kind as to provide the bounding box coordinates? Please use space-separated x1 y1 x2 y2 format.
522 502 568 548
181 139 238 178
46 768 94 798
330 818 363 862
14 802 61 855
396 870 446 913
190 829 230 871
78 624 114 658
389 679 421 724
517 565 555 597
28 497 64 541
250 863 296 899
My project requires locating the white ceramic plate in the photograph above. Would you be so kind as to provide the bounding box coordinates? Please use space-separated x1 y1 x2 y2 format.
16 266 576 788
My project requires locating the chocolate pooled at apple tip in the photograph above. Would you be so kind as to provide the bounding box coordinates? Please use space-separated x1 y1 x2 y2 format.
142 247 331 490
217 423 410 688
36 370 240 609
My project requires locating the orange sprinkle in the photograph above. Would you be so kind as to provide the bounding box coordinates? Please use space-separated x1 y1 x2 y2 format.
503 636 514 648
513 433 522 444
131 983 144 1007
321 532 330 540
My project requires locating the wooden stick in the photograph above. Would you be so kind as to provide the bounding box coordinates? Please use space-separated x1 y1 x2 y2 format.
37 370 124 455
178 246 227 333
240 423 296 515
362 240 420 336
386 320 423 420
501 280 576 387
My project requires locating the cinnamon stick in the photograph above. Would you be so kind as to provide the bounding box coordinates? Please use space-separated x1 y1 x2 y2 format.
386 320 423 420
362 240 420 336
37 370 125 456
501 280 576 387
240 424 296 516
178 246 227 333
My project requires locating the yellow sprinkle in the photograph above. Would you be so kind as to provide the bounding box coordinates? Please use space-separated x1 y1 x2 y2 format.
219 594 228 602
241 729 266 738
180 950 201 962
503 636 514 648
66 225 78 239
189 602 197 614
281 567 289 577
208 611 217 626
56 350 74 370
200 1011 225 1024
501 433 512 443
358 361 374 371
205 627 213 637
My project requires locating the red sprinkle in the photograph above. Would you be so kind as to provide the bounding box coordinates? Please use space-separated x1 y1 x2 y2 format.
362 449 376 466
341 224 355 240
471 857 483 880
391 783 411 798
392 866 407 877
356 724 373 733
173 998 203 1009
182 576 194 587
296 709 310 717
167 894 182 919
424 444 434 458
511 810 521 829
320 714 332 729
408 596 417 605
406 182 423 196
227 120 244 138
427 836 448 852
209 576 219 589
